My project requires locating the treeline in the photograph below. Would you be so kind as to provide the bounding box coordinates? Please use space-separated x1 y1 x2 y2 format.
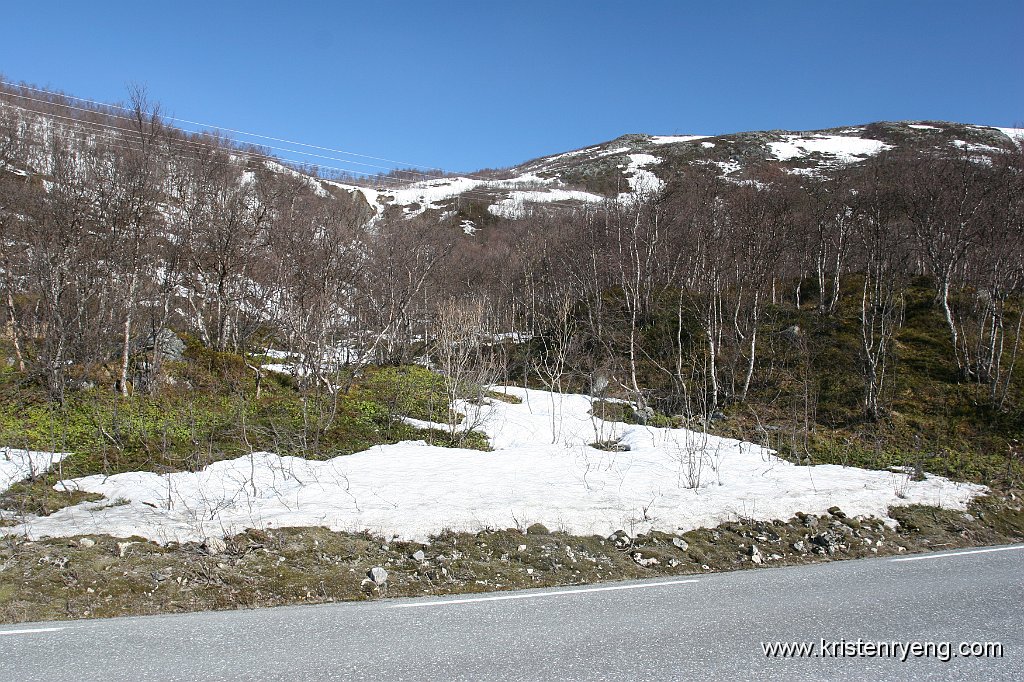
459 148 1024 425
1 86 1022 431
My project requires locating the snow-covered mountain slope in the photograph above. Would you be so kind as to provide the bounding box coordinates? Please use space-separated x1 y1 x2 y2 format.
333 121 1024 228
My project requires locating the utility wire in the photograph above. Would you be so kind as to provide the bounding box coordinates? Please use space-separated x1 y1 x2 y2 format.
0 83 615 212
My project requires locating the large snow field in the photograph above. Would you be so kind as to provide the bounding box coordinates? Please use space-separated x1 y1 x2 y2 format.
3 388 985 545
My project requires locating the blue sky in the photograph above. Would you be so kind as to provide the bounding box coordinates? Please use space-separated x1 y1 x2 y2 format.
2 1 1021 175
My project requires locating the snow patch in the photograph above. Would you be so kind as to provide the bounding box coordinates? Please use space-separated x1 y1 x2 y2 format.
619 153 664 200
769 135 892 164
993 127 1024 145
6 388 986 545
649 135 709 145
1 448 66 495
488 189 605 219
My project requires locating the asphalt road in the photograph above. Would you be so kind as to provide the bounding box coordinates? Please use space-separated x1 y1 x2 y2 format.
2 544 1022 681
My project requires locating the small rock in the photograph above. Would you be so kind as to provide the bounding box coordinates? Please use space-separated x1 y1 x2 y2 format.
117 541 137 558
517 544 527 552
632 552 660 568
412 550 426 562
632 406 656 424
203 537 227 555
701 564 711 571
150 567 172 582
78 538 96 549
608 531 632 550
962 513 976 523
792 540 806 552
749 545 763 564
810 531 839 548
671 537 689 552
526 523 549 535
827 506 846 519
367 566 388 586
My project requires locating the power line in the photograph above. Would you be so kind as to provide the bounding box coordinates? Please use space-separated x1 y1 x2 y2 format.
0 80 457 175
0 83 614 213
1 98 605 212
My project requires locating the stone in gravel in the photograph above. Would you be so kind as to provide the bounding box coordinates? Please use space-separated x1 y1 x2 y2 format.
632 552 660 567
750 545 763 564
792 540 806 552
608 531 632 550
367 566 388 586
117 541 137 558
203 537 227 555
78 538 95 548
151 567 172 582
526 523 550 535
810 531 840 549
412 550 426 562
671 537 689 552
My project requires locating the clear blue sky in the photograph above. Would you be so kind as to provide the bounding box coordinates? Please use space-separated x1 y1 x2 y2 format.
2 1 1021 175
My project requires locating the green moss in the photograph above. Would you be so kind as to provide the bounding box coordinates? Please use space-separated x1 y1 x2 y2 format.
1 348 491 516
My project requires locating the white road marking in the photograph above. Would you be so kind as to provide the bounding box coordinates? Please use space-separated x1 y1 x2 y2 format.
890 545 1024 562
0 627 65 636
390 579 699 608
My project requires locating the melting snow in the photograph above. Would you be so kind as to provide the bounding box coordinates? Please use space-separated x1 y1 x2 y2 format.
769 135 892 164
619 154 664 200
1 448 66 495
993 127 1024 145
488 189 605 219
649 135 709 145
4 388 985 544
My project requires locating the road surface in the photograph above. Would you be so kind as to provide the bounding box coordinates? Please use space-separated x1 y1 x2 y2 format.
2 544 1022 681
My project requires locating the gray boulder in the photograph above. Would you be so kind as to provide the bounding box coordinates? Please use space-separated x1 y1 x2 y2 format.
135 328 185 362
367 566 388 586
632 406 656 424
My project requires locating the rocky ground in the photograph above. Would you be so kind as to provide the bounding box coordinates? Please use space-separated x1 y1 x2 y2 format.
2 491 1022 624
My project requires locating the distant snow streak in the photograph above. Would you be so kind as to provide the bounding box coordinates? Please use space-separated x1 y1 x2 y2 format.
769 135 892 164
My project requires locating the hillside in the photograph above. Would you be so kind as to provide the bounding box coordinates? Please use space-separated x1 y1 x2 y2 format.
1 83 1023 622
344 121 1024 229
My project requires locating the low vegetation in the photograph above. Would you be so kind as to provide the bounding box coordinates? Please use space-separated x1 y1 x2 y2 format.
2 494 1021 623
